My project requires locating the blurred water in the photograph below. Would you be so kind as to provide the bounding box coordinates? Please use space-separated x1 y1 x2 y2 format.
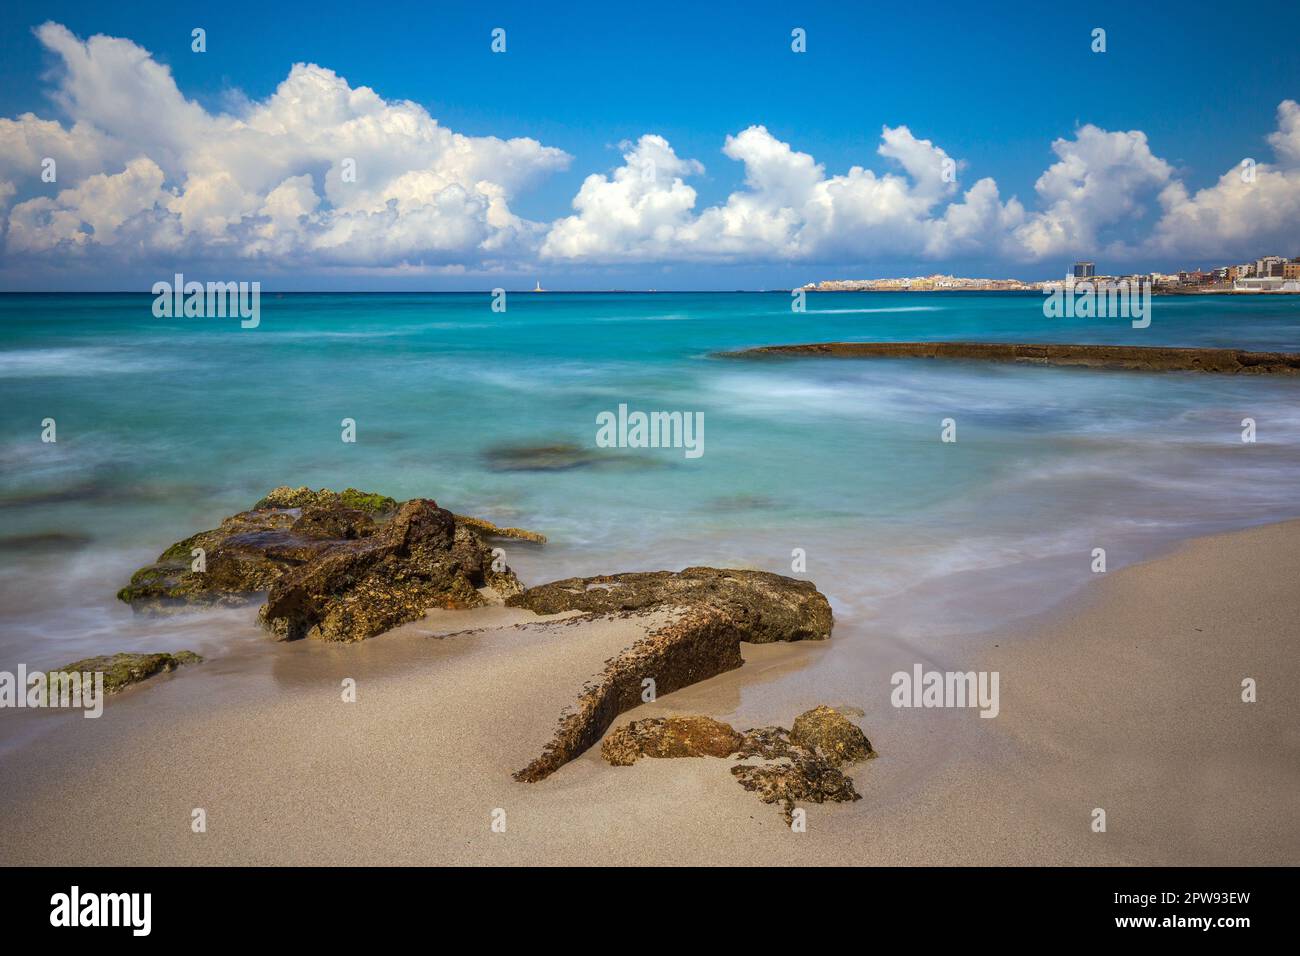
1 291 1297 668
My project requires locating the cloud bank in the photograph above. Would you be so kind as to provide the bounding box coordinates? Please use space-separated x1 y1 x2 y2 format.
0 23 1296 280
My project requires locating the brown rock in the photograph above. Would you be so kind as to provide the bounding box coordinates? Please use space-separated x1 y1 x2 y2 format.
731 755 861 824
790 705 875 766
511 569 832 782
598 705 874 823
720 341 1300 374
259 499 512 642
117 487 538 642
601 716 744 766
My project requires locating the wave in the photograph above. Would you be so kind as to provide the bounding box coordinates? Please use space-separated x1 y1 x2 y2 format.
805 306 942 315
0 347 176 378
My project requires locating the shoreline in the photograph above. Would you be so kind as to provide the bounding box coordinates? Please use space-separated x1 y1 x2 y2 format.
1 518 1296 865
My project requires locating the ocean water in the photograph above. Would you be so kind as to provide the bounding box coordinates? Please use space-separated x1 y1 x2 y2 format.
1 291 1298 670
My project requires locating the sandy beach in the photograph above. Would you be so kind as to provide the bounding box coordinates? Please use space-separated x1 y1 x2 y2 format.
1 519 1297 866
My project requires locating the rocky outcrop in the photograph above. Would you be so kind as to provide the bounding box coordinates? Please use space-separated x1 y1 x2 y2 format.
509 569 833 782
58 651 202 694
720 341 1300 374
600 706 875 823
118 487 537 642
259 498 522 642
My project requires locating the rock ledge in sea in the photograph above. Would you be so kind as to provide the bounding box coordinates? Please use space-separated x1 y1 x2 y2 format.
117 487 539 642
719 341 1300 374
508 568 833 782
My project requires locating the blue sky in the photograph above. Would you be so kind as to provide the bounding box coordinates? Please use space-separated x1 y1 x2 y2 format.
1 0 1297 289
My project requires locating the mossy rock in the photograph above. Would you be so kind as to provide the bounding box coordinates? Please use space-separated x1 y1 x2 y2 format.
337 488 399 514
58 651 203 694
118 487 544 641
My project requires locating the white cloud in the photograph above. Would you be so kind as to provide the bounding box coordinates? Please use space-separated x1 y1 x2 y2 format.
0 22 1295 277
1141 100 1300 260
543 124 1024 263
0 22 570 269
1012 126 1173 258
7 157 174 253
541 135 704 260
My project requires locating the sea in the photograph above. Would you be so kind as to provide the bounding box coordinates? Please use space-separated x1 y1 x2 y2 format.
2 291 1298 678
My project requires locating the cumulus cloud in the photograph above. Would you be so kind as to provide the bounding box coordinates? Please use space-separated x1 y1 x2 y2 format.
542 111 1298 267
1141 100 1300 260
0 22 570 269
544 123 1023 263
0 22 1295 277
540 134 704 260
1012 126 1173 258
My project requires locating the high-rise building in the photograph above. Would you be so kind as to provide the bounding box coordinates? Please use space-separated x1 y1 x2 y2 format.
1255 256 1286 277
1072 261 1096 279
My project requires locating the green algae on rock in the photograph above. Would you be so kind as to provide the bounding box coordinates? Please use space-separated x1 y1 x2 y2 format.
117 487 541 642
510 569 833 782
57 651 203 694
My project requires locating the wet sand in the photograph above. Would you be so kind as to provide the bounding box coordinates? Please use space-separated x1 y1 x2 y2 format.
0 521 1296 866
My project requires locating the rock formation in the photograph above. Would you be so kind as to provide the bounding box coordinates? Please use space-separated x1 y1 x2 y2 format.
118 487 535 642
600 706 876 823
601 716 745 765
58 651 203 694
508 569 833 781
721 341 1300 374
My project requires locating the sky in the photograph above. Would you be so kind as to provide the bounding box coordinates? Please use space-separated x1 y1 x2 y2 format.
0 0 1297 290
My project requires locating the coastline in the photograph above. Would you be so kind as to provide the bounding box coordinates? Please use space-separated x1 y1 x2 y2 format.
1 519 1296 866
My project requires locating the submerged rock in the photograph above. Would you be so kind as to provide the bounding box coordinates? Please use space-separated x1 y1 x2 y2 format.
481 441 664 473
481 442 599 472
601 716 744 766
720 341 1300 374
58 651 202 694
510 569 832 782
118 487 539 642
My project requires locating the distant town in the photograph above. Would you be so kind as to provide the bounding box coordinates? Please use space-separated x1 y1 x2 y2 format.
801 254 1300 294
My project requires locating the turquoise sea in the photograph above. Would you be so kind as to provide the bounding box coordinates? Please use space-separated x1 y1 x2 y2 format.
2 291 1298 671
